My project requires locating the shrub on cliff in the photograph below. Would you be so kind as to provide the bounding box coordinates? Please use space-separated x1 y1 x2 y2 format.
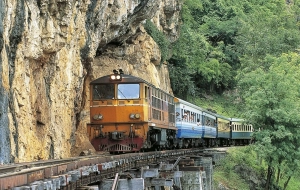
143 19 171 64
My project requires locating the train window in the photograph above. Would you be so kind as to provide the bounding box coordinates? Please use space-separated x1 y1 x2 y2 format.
93 84 115 100
197 118 200 126
191 113 194 122
117 84 140 99
152 96 156 107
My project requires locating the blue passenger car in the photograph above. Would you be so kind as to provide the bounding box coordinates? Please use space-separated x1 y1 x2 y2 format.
202 110 217 139
174 98 203 138
174 98 204 148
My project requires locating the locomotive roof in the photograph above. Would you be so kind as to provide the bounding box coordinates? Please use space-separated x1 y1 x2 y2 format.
91 74 174 97
90 74 153 86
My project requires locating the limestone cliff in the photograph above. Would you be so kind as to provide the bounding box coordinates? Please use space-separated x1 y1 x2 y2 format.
0 0 181 163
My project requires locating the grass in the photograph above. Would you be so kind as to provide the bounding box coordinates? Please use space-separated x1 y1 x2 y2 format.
187 90 243 118
212 146 259 190
213 169 249 190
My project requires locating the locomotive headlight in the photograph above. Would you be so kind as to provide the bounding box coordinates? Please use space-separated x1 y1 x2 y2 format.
129 113 140 119
93 114 103 120
110 75 116 80
110 74 122 81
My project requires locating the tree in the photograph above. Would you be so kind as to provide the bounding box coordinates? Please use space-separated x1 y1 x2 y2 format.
239 53 300 189
235 0 300 71
168 57 196 99
169 0 237 96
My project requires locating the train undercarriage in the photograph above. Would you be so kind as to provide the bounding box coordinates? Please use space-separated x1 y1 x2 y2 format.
91 126 252 153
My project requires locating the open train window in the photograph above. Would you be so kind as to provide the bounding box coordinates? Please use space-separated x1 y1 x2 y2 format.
93 84 115 100
117 84 140 99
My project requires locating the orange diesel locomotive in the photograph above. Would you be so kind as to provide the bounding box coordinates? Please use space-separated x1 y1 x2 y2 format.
87 70 177 153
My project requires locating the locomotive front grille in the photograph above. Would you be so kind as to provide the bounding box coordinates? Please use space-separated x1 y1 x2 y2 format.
129 143 138 148
104 144 132 152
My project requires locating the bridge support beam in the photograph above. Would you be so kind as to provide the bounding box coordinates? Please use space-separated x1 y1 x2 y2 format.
99 178 144 190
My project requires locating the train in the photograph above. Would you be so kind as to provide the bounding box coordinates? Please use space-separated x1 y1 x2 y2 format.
87 70 253 153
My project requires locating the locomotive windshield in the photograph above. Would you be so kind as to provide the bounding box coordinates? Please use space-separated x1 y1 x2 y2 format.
117 84 140 99
93 84 115 100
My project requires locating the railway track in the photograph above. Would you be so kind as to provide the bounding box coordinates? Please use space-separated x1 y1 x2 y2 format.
0 152 109 175
0 149 207 190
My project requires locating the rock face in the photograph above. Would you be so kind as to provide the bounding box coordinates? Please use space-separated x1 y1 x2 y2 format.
0 0 181 163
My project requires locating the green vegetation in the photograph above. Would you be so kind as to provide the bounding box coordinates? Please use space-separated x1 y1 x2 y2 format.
161 0 300 189
239 53 300 190
213 146 262 190
168 0 300 99
188 92 241 118
214 146 300 190
143 20 171 64
213 170 249 190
